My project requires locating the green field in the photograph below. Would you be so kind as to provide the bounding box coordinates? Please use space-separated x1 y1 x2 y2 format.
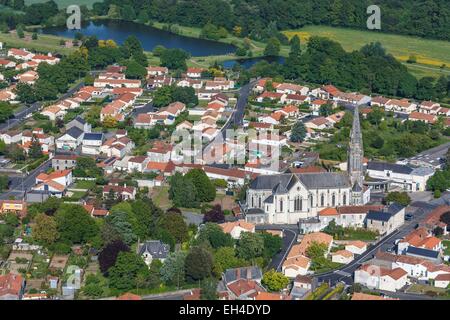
284 26 450 79
0 32 74 55
24 0 96 8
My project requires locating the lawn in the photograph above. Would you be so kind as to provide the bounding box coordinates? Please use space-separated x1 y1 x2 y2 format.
407 283 447 295
24 0 96 8
284 25 450 79
74 180 96 190
339 228 378 241
151 186 171 209
0 32 74 55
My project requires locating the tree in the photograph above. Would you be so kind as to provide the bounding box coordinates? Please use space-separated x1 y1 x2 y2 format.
305 241 328 260
32 32 37 40
55 204 99 244
385 192 411 206
262 269 289 292
200 278 218 300
15 83 37 103
98 240 130 275
137 11 149 24
203 205 225 223
16 24 24 38
124 59 147 79
160 251 187 286
33 213 59 245
236 232 264 261
185 169 216 202
290 121 306 143
264 37 281 57
168 173 198 208
185 246 213 282
105 211 137 245
440 211 450 226
261 232 282 260
427 170 450 192
213 247 247 275
29 135 43 159
73 157 103 178
108 252 150 291
319 104 333 116
152 86 173 108
158 211 188 244
160 48 189 71
196 223 234 249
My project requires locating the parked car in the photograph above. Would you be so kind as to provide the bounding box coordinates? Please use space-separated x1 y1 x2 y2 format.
405 213 413 221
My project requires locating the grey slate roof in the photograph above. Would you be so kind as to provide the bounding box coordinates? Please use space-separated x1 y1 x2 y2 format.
366 210 392 222
386 202 405 215
249 172 350 191
264 195 274 203
367 161 413 174
73 116 86 125
83 133 104 141
223 267 262 285
406 246 439 259
65 127 84 139
138 240 170 259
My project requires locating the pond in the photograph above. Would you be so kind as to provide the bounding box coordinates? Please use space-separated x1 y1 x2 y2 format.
221 56 285 69
42 19 237 57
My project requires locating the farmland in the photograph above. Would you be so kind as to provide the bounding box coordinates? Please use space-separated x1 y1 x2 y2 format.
24 0 96 8
284 25 450 79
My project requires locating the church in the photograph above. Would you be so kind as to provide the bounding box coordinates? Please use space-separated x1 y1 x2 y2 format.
245 107 370 225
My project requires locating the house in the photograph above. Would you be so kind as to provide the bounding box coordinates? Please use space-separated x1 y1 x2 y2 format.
66 116 91 133
258 112 283 125
278 105 299 118
41 105 65 121
331 250 354 264
0 131 22 145
0 59 16 69
147 142 173 163
290 275 314 300
367 161 435 192
405 246 440 262
93 78 141 88
354 264 408 292
128 156 149 173
366 203 405 235
418 101 441 114
345 241 368 255
186 67 203 78
219 267 264 300
8 48 33 61
385 99 417 114
305 117 330 130
397 227 442 255
176 121 193 131
177 78 203 89
17 70 38 85
284 94 309 105
255 92 286 103
370 96 390 108
34 170 73 197
276 83 309 96
434 273 450 288
82 133 104 155
0 200 27 218
56 127 84 151
102 185 136 200
282 255 311 278
202 127 220 141
408 112 437 124
31 54 60 65
52 155 78 171
83 205 109 218
138 240 170 266
219 220 255 239
0 273 24 300
0 88 17 102
146 66 168 76
158 101 186 118
100 137 135 158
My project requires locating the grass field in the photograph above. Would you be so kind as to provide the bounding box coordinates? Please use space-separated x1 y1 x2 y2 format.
0 31 74 55
284 26 450 79
24 0 96 8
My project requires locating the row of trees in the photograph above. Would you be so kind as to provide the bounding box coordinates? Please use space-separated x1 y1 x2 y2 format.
89 0 450 41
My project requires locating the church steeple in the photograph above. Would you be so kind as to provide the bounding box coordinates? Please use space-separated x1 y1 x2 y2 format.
348 106 364 204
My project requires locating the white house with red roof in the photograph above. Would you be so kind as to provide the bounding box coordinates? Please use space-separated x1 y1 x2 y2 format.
354 264 408 292
7 48 33 61
219 220 255 239
34 170 73 197
31 54 60 65
146 66 168 76
0 59 16 69
186 67 204 78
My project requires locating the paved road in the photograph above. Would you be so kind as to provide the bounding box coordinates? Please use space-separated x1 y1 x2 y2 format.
408 141 450 169
0 159 51 200
256 224 298 272
0 82 84 132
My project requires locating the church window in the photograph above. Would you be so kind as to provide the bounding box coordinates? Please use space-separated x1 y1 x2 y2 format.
332 194 336 207
320 194 325 207
258 197 261 208
280 199 283 212
310 195 313 207
343 194 347 205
